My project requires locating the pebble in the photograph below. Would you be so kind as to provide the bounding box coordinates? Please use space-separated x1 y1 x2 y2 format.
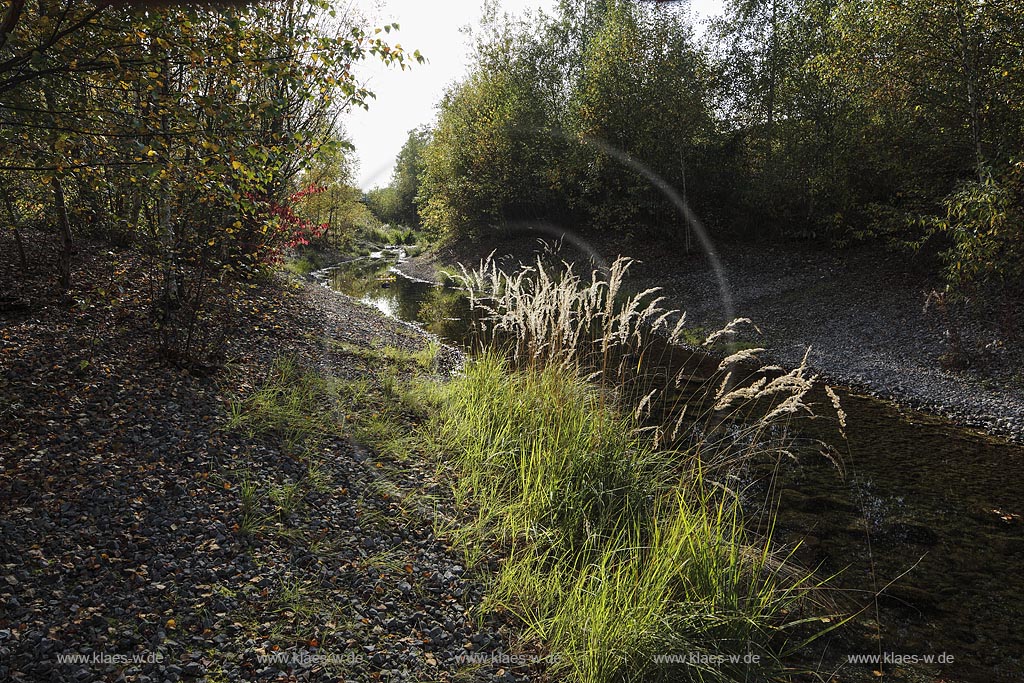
629 243 1024 443
0 269 534 682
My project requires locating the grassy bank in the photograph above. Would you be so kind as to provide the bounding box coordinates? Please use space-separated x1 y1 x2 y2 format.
231 253 838 682
282 248 339 277
235 348 823 681
410 356 814 681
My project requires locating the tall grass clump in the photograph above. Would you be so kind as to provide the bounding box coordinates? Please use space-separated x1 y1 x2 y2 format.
455 251 681 375
430 355 670 545
422 356 818 682
454 248 834 471
418 248 842 681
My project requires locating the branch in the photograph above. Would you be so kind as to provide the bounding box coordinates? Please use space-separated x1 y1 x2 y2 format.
0 0 26 52
0 160 156 172
0 2 114 82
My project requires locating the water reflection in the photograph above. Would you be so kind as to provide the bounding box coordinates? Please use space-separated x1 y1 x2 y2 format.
318 252 473 344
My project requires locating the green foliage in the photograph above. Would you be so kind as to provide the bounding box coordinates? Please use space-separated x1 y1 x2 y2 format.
392 127 431 227
283 249 332 277
810 0 1023 246
359 223 418 246
365 186 400 226
414 0 1024 293
566 2 712 231
426 356 665 542
419 65 563 240
416 1 725 242
366 126 431 228
294 137 375 250
331 340 440 372
931 161 1024 295
418 1 597 241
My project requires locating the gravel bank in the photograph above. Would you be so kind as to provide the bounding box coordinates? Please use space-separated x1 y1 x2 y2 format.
0 235 537 683
389 253 445 285
408 234 1024 443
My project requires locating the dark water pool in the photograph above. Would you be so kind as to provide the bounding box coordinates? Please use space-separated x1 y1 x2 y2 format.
321 251 1024 683
317 249 472 343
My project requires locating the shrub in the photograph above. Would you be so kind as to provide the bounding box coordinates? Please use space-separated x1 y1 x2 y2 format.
933 161 1024 298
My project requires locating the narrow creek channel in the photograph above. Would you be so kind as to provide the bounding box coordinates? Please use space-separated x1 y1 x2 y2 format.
317 249 1024 683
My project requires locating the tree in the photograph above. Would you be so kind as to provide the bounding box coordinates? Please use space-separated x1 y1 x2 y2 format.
365 126 431 228
418 0 712 241
296 137 374 248
391 126 430 228
419 17 566 240
565 0 712 234
926 161 1024 298
822 0 1024 205
1 0 422 359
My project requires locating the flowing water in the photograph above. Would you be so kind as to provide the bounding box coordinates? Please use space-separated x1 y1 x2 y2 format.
320 250 1024 683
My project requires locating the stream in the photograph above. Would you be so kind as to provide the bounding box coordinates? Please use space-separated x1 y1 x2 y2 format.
317 249 1024 683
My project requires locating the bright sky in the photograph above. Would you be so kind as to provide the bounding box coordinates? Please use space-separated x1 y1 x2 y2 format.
346 0 724 191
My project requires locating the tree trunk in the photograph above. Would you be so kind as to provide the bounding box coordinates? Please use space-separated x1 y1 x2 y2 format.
765 0 778 160
156 50 179 308
2 189 29 272
954 0 984 178
128 182 142 236
53 175 73 292
42 85 73 292
0 0 26 52
679 152 691 253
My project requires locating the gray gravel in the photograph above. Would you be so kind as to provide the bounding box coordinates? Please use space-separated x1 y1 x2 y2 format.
638 243 1024 443
0 263 532 683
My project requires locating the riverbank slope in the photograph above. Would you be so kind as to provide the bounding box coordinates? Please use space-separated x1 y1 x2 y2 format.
0 231 532 683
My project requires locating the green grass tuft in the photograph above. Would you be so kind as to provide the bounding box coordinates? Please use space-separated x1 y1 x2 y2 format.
227 355 345 454
408 354 815 682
